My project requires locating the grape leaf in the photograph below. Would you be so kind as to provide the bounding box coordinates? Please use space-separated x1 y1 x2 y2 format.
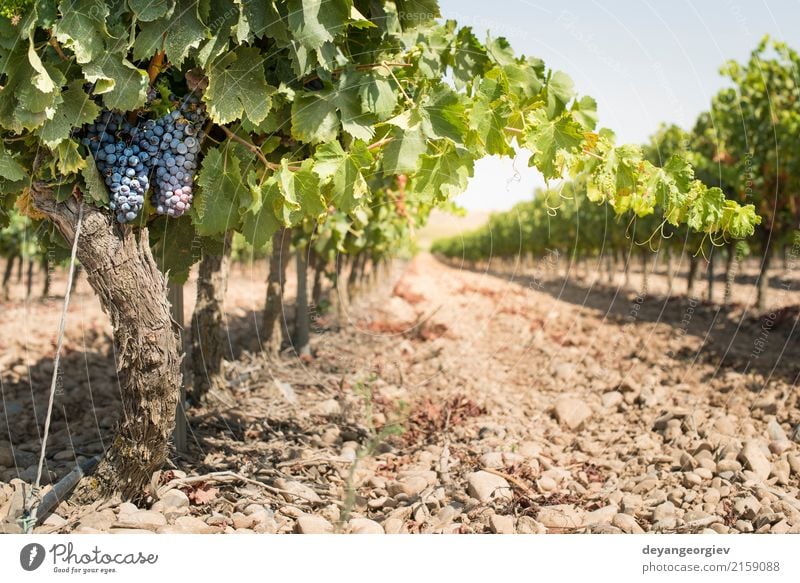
194 147 246 236
54 0 109 64
135 0 208 67
204 47 274 125
0 146 26 182
82 57 148 112
128 0 174 21
526 112 584 179
39 81 99 148
291 90 339 144
286 0 349 50
55 140 86 175
80 157 107 205
383 126 426 175
313 140 372 213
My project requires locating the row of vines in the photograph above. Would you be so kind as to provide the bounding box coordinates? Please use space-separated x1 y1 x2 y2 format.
433 37 797 311
0 0 758 503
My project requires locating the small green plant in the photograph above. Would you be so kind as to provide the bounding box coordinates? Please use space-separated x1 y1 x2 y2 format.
338 377 406 530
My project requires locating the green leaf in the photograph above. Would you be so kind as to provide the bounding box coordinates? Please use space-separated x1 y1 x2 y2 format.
419 86 466 142
337 70 376 141
314 140 373 213
27 38 55 94
286 0 349 50
39 81 99 148
291 89 339 144
204 47 274 125
128 0 174 21
687 185 725 233
55 140 87 175
81 157 107 204
527 112 584 179
0 146 27 181
83 57 148 112
194 147 247 236
279 159 326 223
383 126 426 175
359 72 398 121
547 70 575 117
236 0 287 44
414 144 474 202
135 0 208 67
54 0 109 64
149 216 201 284
571 95 598 131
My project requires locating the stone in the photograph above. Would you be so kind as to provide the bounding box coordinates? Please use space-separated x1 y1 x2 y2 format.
466 471 512 503
584 504 618 526
383 518 408 534
117 502 139 515
612 513 644 534
489 514 515 534
767 418 788 442
716 459 742 473
109 528 153 534
42 514 67 527
733 496 761 521
0 442 12 467
771 459 791 484
78 509 117 530
537 505 584 530
274 478 322 504
652 501 677 522
516 516 546 534
174 516 217 533
160 489 190 510
601 391 624 410
788 454 800 476
387 476 428 498
296 516 334 534
349 518 384 534
120 510 167 528
553 398 593 430
738 441 771 481
537 476 558 492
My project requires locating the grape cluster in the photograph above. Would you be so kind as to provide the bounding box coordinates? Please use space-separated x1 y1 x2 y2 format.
82 112 150 223
82 97 206 223
133 98 206 218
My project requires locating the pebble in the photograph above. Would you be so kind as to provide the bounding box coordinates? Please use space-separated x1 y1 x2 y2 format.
466 471 512 503
771 459 791 485
515 516 546 534
652 501 677 522
349 518 384 534
601 391 624 410
583 504 618 526
553 398 593 430
733 496 761 520
537 476 558 492
295 516 334 534
489 514 515 534
120 510 167 528
274 478 322 504
388 476 428 498
716 459 742 473
537 505 584 529
788 454 800 476
160 489 190 510
383 517 408 534
738 441 772 481
612 513 644 534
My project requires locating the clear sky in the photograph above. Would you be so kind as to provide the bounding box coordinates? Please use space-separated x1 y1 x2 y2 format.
437 0 800 211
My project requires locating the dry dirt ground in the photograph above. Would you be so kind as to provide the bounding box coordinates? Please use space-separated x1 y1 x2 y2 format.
1 253 800 534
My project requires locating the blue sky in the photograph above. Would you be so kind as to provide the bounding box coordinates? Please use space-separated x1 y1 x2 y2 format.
437 0 800 211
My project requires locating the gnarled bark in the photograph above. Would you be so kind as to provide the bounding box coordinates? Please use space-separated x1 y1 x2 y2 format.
32 187 181 502
190 232 232 404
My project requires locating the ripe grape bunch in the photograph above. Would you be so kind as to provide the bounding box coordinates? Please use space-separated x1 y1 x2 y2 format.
82 112 150 224
133 96 206 218
83 97 206 223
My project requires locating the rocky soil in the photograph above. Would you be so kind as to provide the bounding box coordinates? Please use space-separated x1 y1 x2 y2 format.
1 253 800 534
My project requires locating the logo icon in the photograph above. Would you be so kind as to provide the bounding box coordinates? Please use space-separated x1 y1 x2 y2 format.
20 543 46 571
